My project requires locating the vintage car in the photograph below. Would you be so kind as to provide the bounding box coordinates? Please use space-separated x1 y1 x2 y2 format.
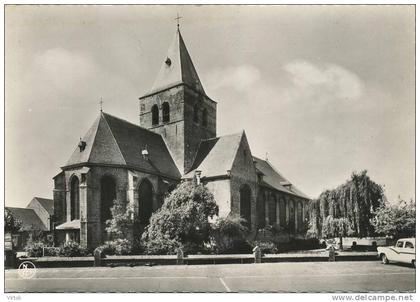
377 238 415 267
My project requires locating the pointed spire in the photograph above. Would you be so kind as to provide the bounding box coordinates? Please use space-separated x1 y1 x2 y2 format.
150 28 205 95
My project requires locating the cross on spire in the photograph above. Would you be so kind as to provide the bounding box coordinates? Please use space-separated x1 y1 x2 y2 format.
175 13 182 29
99 97 104 112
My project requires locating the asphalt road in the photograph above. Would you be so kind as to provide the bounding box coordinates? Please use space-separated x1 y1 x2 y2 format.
5 261 415 293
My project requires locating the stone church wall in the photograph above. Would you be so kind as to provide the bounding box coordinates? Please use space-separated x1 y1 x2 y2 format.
229 134 258 232
183 87 217 172
139 86 186 172
204 179 231 218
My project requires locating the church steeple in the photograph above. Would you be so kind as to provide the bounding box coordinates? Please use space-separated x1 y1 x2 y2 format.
139 26 217 174
149 28 205 95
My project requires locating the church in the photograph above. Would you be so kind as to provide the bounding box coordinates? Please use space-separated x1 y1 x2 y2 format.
52 26 310 249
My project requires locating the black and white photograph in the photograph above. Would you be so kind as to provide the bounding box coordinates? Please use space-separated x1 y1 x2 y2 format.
3 3 416 296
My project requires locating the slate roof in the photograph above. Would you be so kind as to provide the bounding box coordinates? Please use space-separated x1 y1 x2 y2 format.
148 28 206 96
184 132 244 178
32 197 54 216
6 207 47 231
253 156 309 199
56 220 80 230
65 112 181 179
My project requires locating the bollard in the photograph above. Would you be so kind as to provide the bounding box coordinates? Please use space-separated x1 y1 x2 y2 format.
94 248 102 267
176 247 184 265
328 245 336 262
253 246 261 264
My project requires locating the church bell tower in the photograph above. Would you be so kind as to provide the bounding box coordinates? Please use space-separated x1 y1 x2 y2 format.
139 26 217 174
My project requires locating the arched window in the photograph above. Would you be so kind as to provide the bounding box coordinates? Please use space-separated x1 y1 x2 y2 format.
280 198 287 226
162 102 170 123
240 185 252 228
70 176 80 220
202 109 208 127
138 179 154 225
297 201 303 231
269 194 276 225
289 200 295 233
151 105 159 125
193 104 199 123
100 176 116 223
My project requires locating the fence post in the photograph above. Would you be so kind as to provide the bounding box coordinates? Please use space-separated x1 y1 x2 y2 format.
328 246 336 262
253 246 261 264
176 247 184 265
94 248 102 267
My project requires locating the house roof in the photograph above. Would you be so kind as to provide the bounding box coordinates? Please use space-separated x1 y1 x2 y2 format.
184 132 244 179
253 156 309 199
31 197 54 215
56 220 80 230
147 28 206 96
6 207 47 231
64 112 181 179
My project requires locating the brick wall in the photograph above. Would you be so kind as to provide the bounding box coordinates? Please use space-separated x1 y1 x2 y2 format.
139 85 217 173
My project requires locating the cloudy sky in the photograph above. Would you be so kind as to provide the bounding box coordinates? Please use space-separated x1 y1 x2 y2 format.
6 5 414 207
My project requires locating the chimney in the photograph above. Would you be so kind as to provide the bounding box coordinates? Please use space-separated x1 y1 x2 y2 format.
141 148 149 160
195 170 202 185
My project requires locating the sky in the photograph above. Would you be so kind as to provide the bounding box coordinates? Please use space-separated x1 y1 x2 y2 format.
5 5 415 207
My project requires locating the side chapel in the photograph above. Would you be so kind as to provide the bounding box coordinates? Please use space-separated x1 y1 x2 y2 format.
53 26 310 249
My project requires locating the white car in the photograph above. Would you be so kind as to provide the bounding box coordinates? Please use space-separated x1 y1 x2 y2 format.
377 238 415 267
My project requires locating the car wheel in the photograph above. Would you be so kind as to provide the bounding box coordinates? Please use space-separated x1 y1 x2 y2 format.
381 254 389 264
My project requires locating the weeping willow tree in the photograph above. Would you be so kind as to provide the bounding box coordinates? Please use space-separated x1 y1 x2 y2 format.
307 170 385 238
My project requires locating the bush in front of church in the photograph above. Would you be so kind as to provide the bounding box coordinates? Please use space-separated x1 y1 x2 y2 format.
141 180 219 255
98 239 133 256
210 215 251 254
58 240 89 257
24 241 45 257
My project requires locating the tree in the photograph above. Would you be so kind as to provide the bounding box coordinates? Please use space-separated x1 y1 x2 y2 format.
4 208 22 233
141 181 218 255
105 199 134 241
321 215 354 250
371 199 415 239
308 170 385 238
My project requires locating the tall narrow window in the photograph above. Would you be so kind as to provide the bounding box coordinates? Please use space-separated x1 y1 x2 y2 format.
202 108 208 127
280 198 287 226
297 201 303 231
269 194 276 225
151 105 159 125
162 102 170 123
193 104 199 123
70 176 80 220
138 179 154 225
101 176 116 224
240 185 252 229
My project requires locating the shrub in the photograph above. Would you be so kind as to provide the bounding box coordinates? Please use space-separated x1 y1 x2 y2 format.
252 241 278 254
142 181 218 255
98 242 116 255
99 239 133 255
142 234 182 255
105 199 134 241
59 241 89 257
43 247 60 256
24 241 44 257
210 215 250 254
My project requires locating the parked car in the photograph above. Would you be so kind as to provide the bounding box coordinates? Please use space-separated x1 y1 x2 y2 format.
377 238 415 267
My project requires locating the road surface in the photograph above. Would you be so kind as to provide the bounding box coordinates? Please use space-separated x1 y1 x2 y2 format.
5 261 415 293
